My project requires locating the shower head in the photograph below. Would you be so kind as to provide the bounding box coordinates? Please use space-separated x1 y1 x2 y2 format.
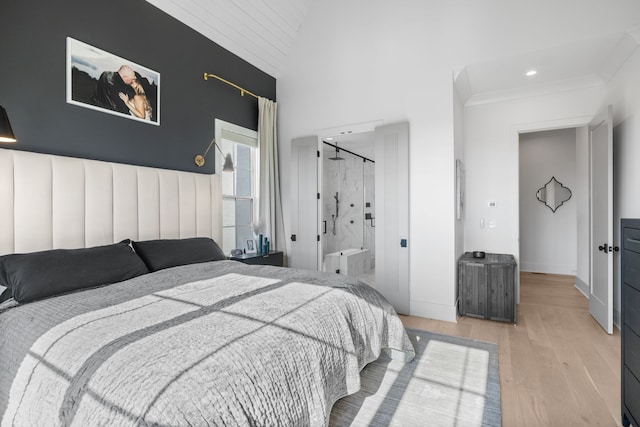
328 144 345 161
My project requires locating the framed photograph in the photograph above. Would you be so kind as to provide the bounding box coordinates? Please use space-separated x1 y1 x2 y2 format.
66 37 160 125
456 159 465 220
246 239 257 254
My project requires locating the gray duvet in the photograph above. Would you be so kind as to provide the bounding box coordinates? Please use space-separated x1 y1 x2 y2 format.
0 260 414 426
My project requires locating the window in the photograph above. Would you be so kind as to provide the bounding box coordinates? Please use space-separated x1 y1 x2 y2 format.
217 119 258 255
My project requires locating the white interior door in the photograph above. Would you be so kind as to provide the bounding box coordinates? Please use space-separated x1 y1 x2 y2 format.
589 105 613 334
375 122 410 314
289 136 319 270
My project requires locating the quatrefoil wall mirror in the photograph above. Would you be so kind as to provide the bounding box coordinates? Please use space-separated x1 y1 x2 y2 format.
536 176 572 213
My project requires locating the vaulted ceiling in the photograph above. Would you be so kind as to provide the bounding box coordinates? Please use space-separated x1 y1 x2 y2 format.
146 1 640 104
145 0 312 79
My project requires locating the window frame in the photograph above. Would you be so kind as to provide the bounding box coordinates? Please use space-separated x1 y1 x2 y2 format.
216 119 259 255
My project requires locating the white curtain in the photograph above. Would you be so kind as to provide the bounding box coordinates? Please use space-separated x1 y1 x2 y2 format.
258 97 285 252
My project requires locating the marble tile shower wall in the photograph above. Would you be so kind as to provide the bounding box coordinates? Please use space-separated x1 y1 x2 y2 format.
322 154 375 269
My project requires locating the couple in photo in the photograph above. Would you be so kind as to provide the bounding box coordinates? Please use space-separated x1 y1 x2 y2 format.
93 65 153 121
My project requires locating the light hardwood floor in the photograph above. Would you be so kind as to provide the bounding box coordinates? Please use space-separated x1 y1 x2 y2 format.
400 272 621 427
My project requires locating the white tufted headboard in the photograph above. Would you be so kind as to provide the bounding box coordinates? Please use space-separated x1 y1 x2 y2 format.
0 148 222 256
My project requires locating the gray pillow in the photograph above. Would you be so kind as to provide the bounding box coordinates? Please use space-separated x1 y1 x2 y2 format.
0 240 149 304
132 237 226 272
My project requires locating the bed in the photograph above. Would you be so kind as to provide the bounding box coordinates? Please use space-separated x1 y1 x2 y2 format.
0 149 414 426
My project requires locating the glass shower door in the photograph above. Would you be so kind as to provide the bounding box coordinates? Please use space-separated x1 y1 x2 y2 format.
322 145 366 276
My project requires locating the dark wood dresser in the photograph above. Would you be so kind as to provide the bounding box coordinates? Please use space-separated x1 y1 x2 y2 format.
458 252 517 323
622 219 640 427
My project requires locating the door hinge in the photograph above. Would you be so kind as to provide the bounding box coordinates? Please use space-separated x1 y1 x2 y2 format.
317 150 320 158
317 235 320 242
317 193 320 200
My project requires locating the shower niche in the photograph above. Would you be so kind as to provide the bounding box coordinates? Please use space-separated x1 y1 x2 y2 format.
321 136 375 284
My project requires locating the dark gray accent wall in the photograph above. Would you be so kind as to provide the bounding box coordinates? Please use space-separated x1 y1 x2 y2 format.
0 0 276 174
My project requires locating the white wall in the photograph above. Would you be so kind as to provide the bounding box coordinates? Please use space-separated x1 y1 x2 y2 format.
604 45 640 327
279 1 461 321
276 0 637 322
519 128 577 275
463 86 605 273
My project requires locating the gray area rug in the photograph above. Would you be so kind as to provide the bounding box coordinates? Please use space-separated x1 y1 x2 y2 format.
330 328 501 426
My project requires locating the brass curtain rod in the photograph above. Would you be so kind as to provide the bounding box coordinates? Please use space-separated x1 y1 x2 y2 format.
203 73 259 99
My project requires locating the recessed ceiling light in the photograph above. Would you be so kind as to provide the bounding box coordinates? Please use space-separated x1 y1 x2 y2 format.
326 137 333 141
526 70 537 77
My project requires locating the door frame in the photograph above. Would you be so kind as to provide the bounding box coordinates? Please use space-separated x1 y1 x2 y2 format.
315 120 384 274
297 120 410 314
512 115 594 304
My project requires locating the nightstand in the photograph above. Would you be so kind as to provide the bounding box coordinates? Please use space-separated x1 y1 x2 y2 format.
458 252 517 323
228 251 284 267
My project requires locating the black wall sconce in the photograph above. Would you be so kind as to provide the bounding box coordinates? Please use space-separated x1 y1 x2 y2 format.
0 106 17 143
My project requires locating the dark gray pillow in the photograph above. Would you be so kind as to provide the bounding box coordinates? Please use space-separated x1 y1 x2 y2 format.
132 237 226 272
0 240 149 304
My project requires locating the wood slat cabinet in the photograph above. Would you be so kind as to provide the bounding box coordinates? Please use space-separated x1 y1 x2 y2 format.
458 252 517 323
622 219 640 427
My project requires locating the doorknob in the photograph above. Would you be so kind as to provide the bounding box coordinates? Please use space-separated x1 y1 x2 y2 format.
598 244 619 253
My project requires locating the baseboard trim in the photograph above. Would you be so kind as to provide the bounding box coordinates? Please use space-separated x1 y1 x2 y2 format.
520 263 576 276
410 300 457 323
575 276 589 299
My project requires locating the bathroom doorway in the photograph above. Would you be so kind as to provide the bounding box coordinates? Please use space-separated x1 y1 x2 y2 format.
290 121 409 313
321 132 375 285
